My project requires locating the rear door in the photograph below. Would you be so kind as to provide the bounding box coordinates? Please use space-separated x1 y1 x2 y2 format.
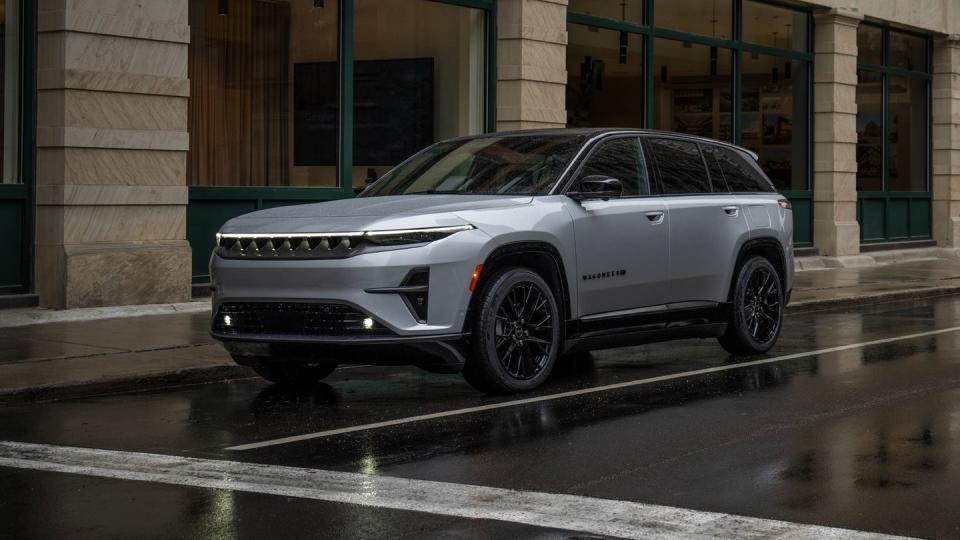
566 136 670 316
710 144 782 237
644 137 750 305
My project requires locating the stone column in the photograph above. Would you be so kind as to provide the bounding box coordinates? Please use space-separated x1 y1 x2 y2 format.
497 0 568 130
812 8 862 257
36 0 191 308
932 36 960 249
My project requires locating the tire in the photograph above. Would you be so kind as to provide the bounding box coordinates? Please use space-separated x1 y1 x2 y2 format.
243 358 338 386
462 267 562 394
718 256 784 356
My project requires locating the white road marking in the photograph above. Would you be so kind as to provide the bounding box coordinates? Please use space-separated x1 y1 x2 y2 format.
0 441 907 540
227 325 960 451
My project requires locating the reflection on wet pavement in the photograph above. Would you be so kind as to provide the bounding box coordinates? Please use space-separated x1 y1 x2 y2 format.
3 297 960 537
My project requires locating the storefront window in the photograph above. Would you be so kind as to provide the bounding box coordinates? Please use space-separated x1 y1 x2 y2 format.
888 75 927 191
188 0 337 187
856 25 929 193
856 70 883 192
352 0 485 187
889 31 927 72
188 0 485 189
568 0 643 25
741 54 807 191
1 0 19 184
655 0 732 40
857 25 883 65
653 39 732 141
567 26 643 128
742 1 806 52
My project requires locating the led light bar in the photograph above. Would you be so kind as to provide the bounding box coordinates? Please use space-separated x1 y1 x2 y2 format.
215 225 475 259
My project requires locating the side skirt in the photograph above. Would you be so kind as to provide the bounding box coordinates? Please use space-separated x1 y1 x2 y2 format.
563 304 731 354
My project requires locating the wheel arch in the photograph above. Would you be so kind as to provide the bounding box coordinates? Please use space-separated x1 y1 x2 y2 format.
728 237 788 301
463 241 573 334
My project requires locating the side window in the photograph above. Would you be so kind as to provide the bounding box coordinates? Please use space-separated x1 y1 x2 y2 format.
701 145 729 192
576 137 648 196
714 146 775 192
646 138 711 195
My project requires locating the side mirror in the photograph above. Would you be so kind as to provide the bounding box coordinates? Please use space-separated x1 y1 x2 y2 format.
568 175 623 201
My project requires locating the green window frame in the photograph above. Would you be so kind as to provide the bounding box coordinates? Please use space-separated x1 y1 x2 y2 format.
1 0 37 295
566 0 814 245
188 0 497 283
855 23 932 243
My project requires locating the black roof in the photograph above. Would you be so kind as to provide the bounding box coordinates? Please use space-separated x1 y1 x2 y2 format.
452 127 759 159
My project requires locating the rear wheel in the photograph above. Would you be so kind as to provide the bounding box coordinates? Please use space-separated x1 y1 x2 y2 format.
242 358 338 386
462 267 561 394
718 256 784 356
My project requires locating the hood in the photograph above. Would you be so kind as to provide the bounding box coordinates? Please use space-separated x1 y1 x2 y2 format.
220 195 532 234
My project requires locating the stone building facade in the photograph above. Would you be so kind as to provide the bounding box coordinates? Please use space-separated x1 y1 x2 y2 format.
0 0 958 308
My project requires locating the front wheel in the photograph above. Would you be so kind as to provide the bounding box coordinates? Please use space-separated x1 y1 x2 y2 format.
718 256 784 356
462 267 562 394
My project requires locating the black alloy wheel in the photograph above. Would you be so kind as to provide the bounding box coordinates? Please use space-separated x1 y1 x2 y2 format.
494 281 555 380
463 267 561 393
742 265 781 344
718 256 784 356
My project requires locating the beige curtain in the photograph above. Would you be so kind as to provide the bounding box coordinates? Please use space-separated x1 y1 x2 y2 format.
188 0 291 186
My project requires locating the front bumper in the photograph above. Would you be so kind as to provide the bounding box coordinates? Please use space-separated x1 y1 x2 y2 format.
209 228 492 371
210 227 491 336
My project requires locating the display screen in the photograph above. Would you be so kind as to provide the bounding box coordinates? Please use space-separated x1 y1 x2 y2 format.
293 58 435 167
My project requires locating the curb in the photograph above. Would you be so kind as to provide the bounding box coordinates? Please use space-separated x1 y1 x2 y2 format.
794 247 960 272
0 301 211 328
0 364 255 405
786 285 960 313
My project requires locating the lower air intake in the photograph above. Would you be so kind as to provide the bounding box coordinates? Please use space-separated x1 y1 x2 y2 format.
213 302 393 337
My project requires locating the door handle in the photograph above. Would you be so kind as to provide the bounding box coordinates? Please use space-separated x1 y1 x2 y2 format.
722 206 739 217
645 211 665 225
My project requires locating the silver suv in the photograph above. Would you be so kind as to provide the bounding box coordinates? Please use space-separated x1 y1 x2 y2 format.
210 129 793 393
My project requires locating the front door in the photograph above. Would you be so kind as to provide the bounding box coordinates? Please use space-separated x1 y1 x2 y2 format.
567 136 669 317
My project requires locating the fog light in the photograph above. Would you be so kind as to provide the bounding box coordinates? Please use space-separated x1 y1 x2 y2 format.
362 317 374 330
223 315 232 327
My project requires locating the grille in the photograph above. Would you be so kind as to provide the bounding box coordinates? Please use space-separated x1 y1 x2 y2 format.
212 302 393 337
217 234 363 259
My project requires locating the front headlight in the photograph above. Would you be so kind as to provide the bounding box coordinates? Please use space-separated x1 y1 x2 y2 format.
214 224 475 259
364 224 475 246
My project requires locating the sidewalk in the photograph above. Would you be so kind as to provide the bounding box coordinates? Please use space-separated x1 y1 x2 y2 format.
790 258 960 309
3 256 960 403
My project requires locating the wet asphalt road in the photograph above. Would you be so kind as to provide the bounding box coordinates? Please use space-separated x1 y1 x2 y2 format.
3 297 960 538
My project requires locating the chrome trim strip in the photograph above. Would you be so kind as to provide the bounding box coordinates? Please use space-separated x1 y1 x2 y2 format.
217 224 474 242
580 304 668 321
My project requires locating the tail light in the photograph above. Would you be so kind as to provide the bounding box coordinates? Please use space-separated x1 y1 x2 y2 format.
777 199 792 210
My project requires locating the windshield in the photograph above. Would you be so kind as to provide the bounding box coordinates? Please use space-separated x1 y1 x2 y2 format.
361 135 583 197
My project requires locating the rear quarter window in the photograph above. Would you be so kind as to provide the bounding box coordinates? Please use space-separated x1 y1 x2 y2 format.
713 146 775 193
